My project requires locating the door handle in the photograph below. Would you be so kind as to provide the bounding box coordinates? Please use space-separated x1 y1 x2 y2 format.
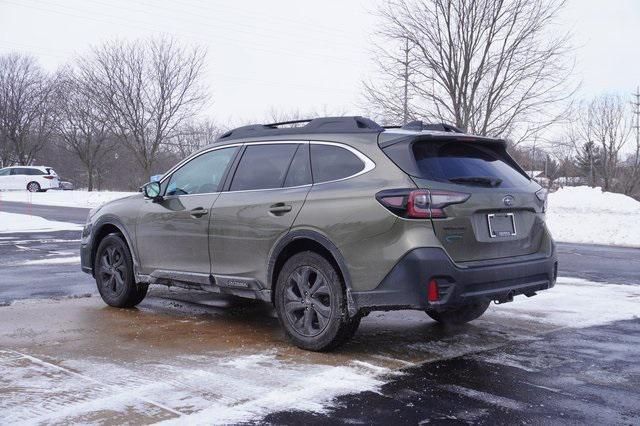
269 203 292 214
190 208 209 218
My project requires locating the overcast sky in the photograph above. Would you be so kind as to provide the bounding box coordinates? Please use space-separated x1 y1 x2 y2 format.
1 0 639 128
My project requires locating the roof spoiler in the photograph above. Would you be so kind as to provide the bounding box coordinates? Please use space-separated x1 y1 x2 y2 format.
384 120 465 133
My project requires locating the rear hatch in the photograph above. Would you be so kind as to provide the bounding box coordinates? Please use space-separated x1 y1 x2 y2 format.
381 133 546 263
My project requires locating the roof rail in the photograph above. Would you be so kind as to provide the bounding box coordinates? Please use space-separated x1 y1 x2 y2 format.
384 120 465 133
217 116 383 141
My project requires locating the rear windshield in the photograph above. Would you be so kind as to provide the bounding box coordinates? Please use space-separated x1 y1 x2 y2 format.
410 141 530 188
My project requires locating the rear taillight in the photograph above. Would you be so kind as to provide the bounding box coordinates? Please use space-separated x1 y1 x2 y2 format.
407 190 430 218
43 175 55 180
377 188 469 219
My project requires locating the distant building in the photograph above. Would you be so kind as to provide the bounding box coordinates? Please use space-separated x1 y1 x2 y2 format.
525 170 549 187
525 170 586 190
556 176 586 187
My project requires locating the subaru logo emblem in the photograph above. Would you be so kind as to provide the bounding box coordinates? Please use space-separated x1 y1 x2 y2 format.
503 195 514 207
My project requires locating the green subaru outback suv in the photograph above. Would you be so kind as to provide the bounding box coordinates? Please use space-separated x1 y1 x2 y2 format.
81 117 557 351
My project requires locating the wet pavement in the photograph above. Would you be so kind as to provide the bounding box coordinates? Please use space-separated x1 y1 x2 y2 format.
0 200 89 224
556 242 640 286
1 278 639 424
1 202 640 424
264 319 640 425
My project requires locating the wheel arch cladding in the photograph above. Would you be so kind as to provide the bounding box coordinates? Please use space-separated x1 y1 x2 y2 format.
91 219 136 274
268 230 356 313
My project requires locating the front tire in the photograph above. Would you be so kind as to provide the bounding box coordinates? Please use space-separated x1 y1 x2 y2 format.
426 300 490 325
94 233 147 308
26 181 40 192
275 251 360 351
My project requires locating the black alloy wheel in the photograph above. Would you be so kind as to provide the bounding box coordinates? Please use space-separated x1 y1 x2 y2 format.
282 265 333 337
97 244 127 299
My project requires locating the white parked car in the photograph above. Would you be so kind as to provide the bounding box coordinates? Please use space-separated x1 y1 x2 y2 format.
0 166 60 192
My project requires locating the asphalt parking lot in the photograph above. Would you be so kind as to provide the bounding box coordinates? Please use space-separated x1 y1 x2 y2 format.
1 202 639 424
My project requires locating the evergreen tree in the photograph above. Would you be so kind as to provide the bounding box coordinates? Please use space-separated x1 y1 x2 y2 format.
575 141 601 187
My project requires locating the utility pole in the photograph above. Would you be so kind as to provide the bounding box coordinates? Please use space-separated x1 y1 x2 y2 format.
401 38 411 125
629 86 640 194
632 87 640 153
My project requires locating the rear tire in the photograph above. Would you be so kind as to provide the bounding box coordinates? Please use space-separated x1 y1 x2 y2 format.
426 300 490 325
275 251 360 351
94 233 147 308
26 181 40 192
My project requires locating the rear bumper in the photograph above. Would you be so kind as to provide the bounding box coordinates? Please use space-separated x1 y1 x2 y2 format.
351 246 557 312
43 178 60 189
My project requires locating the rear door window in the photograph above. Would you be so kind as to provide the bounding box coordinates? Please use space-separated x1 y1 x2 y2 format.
26 168 45 175
283 144 311 187
411 141 530 188
310 144 365 183
10 168 29 175
230 144 298 191
0 168 9 176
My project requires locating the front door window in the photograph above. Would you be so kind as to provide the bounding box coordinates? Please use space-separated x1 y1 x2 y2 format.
165 147 239 196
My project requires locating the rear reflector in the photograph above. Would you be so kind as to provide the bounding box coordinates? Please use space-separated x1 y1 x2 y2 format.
43 176 55 180
427 279 439 302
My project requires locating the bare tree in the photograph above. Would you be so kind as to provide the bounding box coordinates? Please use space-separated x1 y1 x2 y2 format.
0 53 55 166
366 0 575 141
168 119 222 158
76 37 208 178
572 95 631 192
363 37 417 125
54 69 115 191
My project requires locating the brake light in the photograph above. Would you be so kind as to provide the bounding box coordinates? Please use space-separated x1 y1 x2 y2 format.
377 188 469 219
43 176 55 180
427 279 439 302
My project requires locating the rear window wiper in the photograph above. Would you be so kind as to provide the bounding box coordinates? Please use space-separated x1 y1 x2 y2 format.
448 176 503 187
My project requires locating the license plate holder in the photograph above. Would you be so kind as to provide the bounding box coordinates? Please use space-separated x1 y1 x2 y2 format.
487 212 517 238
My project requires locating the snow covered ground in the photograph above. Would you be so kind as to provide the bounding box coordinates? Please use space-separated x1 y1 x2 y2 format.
546 186 640 247
0 190 135 208
0 211 82 233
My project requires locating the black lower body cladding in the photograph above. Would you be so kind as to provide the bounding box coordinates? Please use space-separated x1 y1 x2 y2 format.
80 242 92 274
351 246 557 313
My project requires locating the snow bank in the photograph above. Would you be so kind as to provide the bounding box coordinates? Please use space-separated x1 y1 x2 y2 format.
546 186 640 247
0 212 82 233
0 190 135 209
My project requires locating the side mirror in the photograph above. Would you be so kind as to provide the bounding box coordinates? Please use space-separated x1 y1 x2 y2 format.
143 181 163 202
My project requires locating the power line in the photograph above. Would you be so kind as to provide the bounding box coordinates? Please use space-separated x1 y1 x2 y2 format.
1 0 365 67
105 0 364 50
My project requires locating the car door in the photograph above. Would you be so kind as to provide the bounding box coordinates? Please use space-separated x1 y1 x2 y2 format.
135 145 240 280
0 168 10 189
209 142 312 288
10 168 27 190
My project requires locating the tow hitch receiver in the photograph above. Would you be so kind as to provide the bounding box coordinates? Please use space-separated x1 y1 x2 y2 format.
494 290 515 304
